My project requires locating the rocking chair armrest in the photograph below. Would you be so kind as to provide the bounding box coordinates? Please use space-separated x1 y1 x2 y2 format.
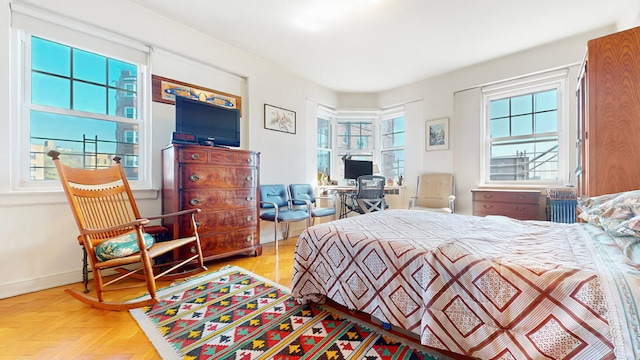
145 208 201 221
81 218 150 235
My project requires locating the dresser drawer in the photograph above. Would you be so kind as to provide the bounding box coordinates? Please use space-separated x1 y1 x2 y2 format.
180 189 257 210
180 166 257 189
187 208 257 234
472 190 539 204
197 229 259 259
209 151 258 166
178 147 209 163
471 189 540 220
473 201 538 219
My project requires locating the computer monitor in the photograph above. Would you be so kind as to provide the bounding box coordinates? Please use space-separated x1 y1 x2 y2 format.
344 159 373 180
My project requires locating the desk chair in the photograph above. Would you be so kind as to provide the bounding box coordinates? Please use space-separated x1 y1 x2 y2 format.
289 184 337 225
347 175 388 214
259 184 311 254
408 173 455 213
48 150 206 311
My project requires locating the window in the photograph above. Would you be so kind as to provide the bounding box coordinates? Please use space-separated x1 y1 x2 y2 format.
28 36 141 181
482 71 567 185
317 107 406 183
10 10 150 189
317 114 332 179
380 109 405 180
335 114 375 180
124 130 138 144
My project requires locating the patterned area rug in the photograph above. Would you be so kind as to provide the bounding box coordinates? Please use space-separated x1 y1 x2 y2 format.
130 266 443 360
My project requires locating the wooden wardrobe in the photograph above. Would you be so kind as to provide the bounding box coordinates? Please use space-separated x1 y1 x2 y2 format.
576 26 640 197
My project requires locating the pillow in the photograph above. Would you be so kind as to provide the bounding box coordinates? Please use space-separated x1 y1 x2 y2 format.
95 232 154 262
612 215 640 237
624 238 640 264
608 232 640 264
578 190 640 232
578 191 625 226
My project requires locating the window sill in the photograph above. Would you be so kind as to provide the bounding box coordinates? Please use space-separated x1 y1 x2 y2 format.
0 188 160 207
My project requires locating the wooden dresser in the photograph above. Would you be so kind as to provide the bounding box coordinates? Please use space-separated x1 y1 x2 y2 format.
472 189 540 220
576 26 640 196
162 144 262 261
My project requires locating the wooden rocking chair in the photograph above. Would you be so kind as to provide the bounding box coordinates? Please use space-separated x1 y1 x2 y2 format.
48 150 207 311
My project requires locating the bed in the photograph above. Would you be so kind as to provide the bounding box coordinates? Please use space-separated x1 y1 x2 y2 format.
291 191 640 359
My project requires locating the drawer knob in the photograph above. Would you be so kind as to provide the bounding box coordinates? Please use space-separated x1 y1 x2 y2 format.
246 235 253 242
190 198 200 206
189 174 200 182
190 246 196 253
246 157 253 164
195 221 201 227
246 176 253 182
246 215 253 222
483 194 493 199
246 196 254 202
190 153 200 160
483 204 493 209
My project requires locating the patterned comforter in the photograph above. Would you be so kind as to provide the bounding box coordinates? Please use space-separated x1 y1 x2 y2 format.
291 210 640 359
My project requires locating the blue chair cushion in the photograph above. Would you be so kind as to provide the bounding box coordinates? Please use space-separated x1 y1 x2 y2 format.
260 185 290 209
289 184 316 206
312 207 336 218
95 232 154 262
260 209 309 222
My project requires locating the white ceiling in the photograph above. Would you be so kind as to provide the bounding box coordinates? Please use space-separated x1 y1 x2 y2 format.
131 0 637 93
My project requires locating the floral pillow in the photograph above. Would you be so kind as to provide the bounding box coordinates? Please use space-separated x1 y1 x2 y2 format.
578 190 640 233
612 215 640 238
95 231 154 262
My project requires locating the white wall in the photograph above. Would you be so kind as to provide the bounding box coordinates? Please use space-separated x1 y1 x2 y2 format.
0 0 337 299
376 26 619 215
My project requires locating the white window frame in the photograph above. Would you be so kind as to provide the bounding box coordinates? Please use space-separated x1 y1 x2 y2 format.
334 110 377 181
8 6 151 192
379 106 405 179
317 106 334 179
481 69 570 187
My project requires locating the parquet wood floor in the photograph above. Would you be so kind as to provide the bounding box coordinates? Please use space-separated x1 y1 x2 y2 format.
0 237 298 359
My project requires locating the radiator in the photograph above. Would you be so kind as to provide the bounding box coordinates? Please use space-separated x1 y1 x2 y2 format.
547 188 577 223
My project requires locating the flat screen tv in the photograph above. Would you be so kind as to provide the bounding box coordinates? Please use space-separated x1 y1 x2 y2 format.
344 159 373 180
175 95 240 147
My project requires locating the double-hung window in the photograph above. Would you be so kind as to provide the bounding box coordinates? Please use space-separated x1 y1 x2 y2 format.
317 107 334 179
335 112 376 180
380 108 405 179
11 10 149 189
482 70 568 185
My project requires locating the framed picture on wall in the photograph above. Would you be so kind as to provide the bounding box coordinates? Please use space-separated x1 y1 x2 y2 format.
264 104 296 134
425 117 449 151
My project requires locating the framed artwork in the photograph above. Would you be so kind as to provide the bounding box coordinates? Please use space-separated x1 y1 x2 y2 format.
151 74 242 115
426 117 449 151
264 104 296 134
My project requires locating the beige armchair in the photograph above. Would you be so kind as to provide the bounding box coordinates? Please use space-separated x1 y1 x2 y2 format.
408 173 455 213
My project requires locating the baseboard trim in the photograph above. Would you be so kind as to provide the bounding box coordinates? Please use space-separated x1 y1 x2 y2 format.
0 270 79 300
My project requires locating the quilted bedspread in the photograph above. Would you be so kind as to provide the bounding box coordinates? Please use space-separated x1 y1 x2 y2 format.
291 210 640 359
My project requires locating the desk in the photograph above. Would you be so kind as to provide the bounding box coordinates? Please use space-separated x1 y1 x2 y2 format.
317 186 355 218
317 185 407 219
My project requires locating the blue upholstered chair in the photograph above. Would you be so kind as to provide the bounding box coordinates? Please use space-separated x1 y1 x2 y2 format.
289 184 337 225
259 184 311 254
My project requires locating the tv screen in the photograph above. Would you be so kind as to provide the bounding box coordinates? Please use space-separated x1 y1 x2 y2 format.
175 96 240 147
344 159 373 180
